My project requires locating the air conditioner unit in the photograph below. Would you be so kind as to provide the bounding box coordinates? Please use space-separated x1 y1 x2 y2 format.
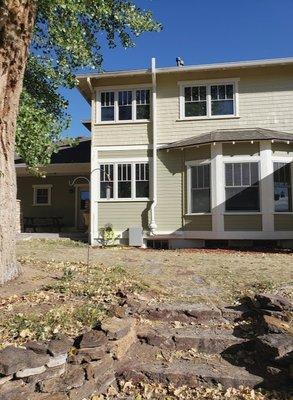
129 226 143 247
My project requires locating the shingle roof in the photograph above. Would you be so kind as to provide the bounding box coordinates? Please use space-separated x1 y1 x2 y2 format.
159 128 293 150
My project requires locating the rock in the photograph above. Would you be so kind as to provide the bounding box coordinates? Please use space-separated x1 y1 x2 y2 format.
24 365 66 385
29 394 68 400
69 380 97 400
0 374 13 386
38 365 84 393
101 317 135 340
0 347 49 375
77 346 106 362
255 293 292 312
256 333 293 360
76 330 107 349
108 324 137 360
263 315 293 334
16 365 46 378
47 335 73 357
47 354 67 368
25 341 48 355
83 355 114 382
109 305 127 319
0 380 32 400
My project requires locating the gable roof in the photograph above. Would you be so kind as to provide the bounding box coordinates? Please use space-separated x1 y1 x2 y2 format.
15 137 91 165
159 128 293 150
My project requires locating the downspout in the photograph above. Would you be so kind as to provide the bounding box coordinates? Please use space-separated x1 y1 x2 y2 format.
86 77 96 245
149 57 157 235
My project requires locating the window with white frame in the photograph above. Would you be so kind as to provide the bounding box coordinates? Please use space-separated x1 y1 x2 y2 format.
33 185 52 206
100 164 114 199
189 164 211 213
99 88 150 122
181 80 237 119
225 162 260 212
273 162 292 212
99 162 149 200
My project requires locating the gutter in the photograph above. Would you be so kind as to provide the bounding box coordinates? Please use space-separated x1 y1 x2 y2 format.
149 58 157 235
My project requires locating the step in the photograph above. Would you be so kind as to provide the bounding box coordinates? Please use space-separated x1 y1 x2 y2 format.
120 358 263 389
141 303 222 323
138 324 247 354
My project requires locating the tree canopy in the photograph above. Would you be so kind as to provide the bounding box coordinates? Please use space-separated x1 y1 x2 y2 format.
16 0 161 173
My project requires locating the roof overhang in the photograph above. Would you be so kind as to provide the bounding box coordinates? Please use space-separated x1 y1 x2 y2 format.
77 57 293 103
16 162 90 177
159 128 293 151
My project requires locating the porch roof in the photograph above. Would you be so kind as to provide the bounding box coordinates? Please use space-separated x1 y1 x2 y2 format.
159 128 293 150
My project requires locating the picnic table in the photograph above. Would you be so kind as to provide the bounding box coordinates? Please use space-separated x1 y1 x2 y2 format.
24 216 63 233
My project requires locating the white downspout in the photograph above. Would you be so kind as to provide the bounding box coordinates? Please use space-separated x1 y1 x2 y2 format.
149 57 157 235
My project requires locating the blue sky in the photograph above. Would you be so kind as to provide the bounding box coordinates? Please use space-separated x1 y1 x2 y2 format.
64 0 293 138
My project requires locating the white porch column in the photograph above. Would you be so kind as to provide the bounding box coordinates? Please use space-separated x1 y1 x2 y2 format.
211 142 224 233
90 148 99 245
259 140 274 232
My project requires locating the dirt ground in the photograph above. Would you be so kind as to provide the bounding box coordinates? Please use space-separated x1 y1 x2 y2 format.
0 238 291 346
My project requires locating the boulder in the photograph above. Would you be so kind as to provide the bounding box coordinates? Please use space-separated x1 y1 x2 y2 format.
16 365 46 378
0 380 32 400
256 333 293 360
263 315 293 334
75 330 107 349
101 317 135 340
47 334 73 357
25 341 48 355
38 364 85 393
77 346 106 362
69 380 97 400
47 354 67 368
255 293 292 312
0 347 49 375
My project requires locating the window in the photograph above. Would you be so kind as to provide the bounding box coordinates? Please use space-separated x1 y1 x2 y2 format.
101 92 114 121
211 84 234 115
136 163 149 198
184 86 207 117
33 185 52 206
99 162 149 200
118 163 132 198
98 88 151 123
100 164 114 199
274 162 292 212
118 91 132 120
225 162 260 211
136 89 150 119
181 80 238 119
190 164 210 213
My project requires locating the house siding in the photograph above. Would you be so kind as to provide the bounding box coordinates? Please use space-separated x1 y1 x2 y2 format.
183 215 212 231
224 215 262 231
98 149 151 159
17 176 88 228
274 214 293 231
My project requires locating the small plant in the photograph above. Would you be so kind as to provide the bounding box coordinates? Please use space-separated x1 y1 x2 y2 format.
99 223 117 247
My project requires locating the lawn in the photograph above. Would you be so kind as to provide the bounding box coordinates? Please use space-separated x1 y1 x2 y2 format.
0 239 291 346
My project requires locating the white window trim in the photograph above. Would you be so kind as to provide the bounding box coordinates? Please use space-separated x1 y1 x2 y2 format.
186 159 211 215
179 78 240 120
223 160 261 213
96 85 151 124
32 184 52 206
98 160 150 202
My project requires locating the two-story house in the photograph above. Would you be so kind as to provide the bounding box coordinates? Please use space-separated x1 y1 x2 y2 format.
77 57 293 248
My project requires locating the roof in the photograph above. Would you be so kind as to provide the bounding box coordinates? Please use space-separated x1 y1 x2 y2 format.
15 137 91 165
77 57 293 103
159 128 293 150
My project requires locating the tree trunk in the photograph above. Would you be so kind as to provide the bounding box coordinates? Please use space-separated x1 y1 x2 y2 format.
0 0 37 284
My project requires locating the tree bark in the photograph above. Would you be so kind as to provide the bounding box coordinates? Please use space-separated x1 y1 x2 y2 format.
0 0 37 284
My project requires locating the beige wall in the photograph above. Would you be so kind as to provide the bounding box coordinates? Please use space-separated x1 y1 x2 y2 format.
274 214 293 231
17 175 89 228
224 215 262 231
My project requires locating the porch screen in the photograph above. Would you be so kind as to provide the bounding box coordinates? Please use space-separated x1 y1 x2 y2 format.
274 162 292 212
225 162 260 211
190 164 210 213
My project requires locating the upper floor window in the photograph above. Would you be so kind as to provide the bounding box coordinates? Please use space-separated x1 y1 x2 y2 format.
225 162 260 212
274 162 292 212
180 80 238 119
99 162 149 200
33 185 52 206
98 88 151 123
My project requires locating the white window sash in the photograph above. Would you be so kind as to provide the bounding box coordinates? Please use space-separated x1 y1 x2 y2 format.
186 161 211 214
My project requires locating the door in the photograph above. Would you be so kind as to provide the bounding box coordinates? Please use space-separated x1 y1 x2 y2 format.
76 185 90 231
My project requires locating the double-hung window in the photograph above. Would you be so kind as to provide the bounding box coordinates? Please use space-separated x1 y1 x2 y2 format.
189 164 211 213
33 185 52 206
273 162 292 212
100 164 114 199
99 88 150 123
225 162 260 212
181 80 238 119
99 162 150 200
